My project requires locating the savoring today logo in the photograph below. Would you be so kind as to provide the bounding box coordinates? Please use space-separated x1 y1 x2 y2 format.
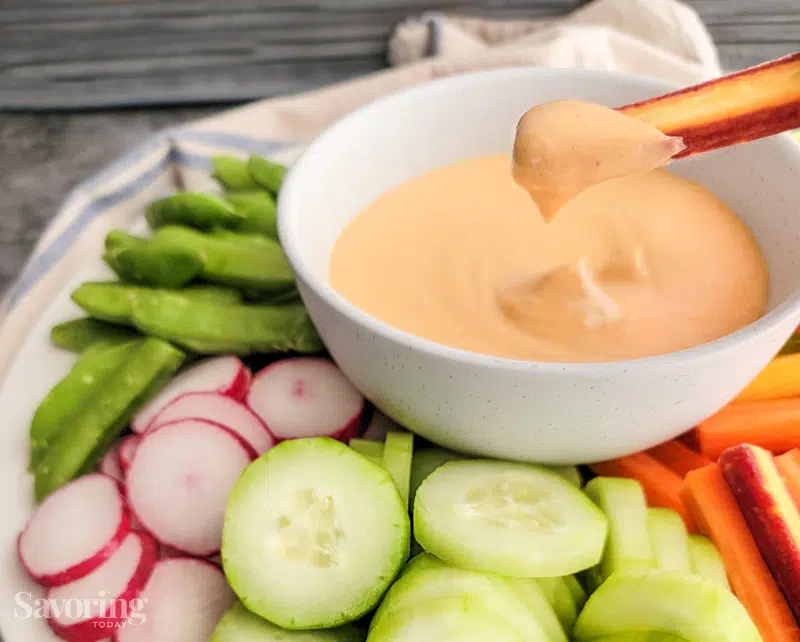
14 591 147 629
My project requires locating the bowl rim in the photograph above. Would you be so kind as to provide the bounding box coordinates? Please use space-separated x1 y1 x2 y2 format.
278 65 800 374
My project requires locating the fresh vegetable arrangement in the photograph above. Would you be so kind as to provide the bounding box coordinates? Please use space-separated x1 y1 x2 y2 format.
16 153 800 642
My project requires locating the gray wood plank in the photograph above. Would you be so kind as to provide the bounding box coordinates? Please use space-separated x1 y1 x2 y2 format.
0 0 796 110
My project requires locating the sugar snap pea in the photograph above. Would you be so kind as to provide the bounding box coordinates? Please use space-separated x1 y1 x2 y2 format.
51 318 140 352
152 226 295 293
146 193 244 231
29 341 138 470
103 230 205 288
226 191 278 237
247 155 288 195
34 338 185 501
71 281 243 326
130 292 323 355
211 155 260 192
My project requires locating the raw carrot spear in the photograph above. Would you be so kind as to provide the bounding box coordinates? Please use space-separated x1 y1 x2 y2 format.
696 399 800 459
589 452 693 529
735 353 800 403
776 449 800 507
682 464 800 642
647 439 712 477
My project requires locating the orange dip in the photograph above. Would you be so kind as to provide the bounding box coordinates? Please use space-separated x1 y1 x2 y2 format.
329 101 768 362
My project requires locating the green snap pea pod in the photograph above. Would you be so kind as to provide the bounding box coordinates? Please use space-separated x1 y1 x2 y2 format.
34 338 186 501
130 292 323 355
145 193 244 231
247 155 288 195
211 155 259 192
29 341 139 470
153 226 295 293
106 244 204 289
71 281 243 325
103 229 205 288
50 318 140 352
226 191 278 237
243 286 302 305
105 229 140 253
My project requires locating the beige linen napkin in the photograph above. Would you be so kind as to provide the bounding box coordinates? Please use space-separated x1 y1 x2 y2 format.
0 0 724 375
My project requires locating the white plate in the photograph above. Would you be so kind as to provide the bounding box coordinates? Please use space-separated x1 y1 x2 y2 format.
0 144 305 641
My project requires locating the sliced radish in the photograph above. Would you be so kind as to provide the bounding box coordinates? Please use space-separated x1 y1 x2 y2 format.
126 420 253 556
47 531 157 642
363 410 402 442
131 356 251 434
247 357 366 441
19 474 130 587
149 392 275 455
118 436 140 473
100 446 124 483
115 558 235 642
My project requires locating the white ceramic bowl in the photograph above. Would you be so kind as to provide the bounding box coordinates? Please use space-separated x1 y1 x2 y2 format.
278 67 800 464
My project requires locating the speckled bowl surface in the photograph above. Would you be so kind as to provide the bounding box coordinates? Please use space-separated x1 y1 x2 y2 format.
279 67 800 464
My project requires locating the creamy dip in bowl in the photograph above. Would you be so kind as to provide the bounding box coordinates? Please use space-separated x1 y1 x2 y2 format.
278 67 800 464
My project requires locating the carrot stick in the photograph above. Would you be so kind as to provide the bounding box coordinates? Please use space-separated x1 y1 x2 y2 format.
647 439 712 477
589 452 693 529
696 398 800 459
678 429 701 452
776 449 800 507
735 353 800 403
682 465 800 642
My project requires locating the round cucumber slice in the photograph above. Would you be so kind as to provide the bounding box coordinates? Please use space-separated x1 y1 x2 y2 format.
505 577 568 642
573 570 760 642
368 595 524 642
534 577 577 634
222 437 410 629
409 448 465 508
211 602 362 641
369 558 553 642
414 460 608 577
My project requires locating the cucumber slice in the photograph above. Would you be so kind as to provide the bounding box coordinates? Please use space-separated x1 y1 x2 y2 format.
398 551 444 578
382 431 414 508
211 602 362 641
551 465 583 488
535 576 577 634
592 634 689 642
369 562 552 642
647 508 692 573
369 595 524 642
506 577 568 642
349 438 384 465
221 437 410 629
410 448 465 509
414 460 608 577
563 575 588 611
573 570 760 642
688 535 730 590
583 477 655 587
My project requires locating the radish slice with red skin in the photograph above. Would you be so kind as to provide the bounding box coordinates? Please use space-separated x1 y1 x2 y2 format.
126 420 253 556
115 557 235 642
131 356 251 434
118 436 139 473
149 392 275 455
100 447 124 483
19 474 130 587
247 357 366 441
47 531 157 642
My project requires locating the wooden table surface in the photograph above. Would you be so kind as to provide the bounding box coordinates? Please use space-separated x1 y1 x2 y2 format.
0 0 798 296
1 0 798 110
